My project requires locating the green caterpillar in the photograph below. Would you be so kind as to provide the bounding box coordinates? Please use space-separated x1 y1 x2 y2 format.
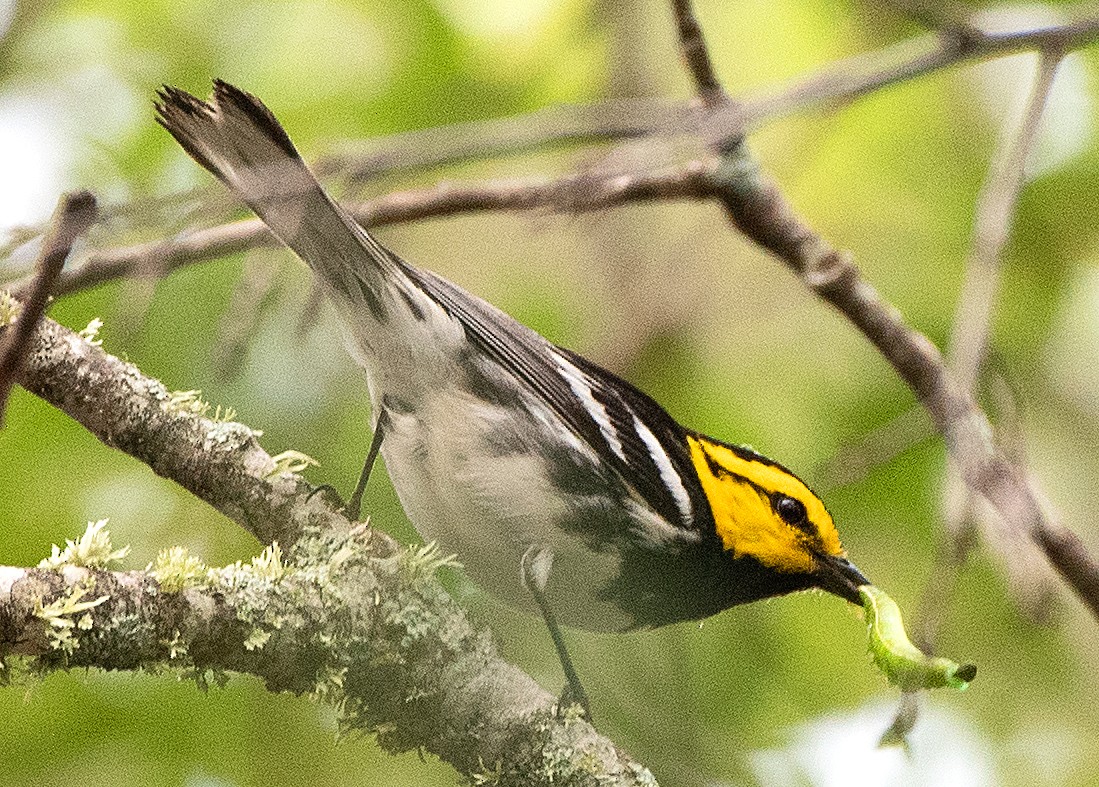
860 585 977 691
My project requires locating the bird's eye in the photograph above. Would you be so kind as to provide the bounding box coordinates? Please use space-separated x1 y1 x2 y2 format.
775 495 807 526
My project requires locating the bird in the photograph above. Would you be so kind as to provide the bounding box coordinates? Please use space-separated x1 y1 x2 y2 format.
155 80 870 711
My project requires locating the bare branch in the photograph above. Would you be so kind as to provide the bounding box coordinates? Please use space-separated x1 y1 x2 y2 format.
816 406 932 492
875 0 985 40
669 0 726 105
317 98 673 184
707 143 1099 621
731 10 1099 138
950 49 1063 389
14 165 713 298
2 10 1096 301
0 191 96 422
933 48 1065 620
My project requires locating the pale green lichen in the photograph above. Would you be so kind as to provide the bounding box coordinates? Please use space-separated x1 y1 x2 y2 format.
33 584 110 654
539 741 576 782
627 762 659 786
0 290 21 326
266 450 319 479
471 758 503 786
215 542 285 586
164 630 188 660
312 665 348 706
39 519 130 570
163 389 211 417
243 628 272 651
250 542 286 580
78 317 103 346
401 541 461 577
196 540 314 676
149 546 207 592
558 701 588 727
162 390 237 422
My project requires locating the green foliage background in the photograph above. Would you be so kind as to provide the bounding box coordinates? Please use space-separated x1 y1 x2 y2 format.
2 1 1099 785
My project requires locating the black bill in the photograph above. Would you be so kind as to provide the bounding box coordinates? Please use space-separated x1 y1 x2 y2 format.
814 553 870 605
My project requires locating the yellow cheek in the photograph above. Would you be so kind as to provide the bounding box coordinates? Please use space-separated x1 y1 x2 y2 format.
689 438 815 573
716 480 815 573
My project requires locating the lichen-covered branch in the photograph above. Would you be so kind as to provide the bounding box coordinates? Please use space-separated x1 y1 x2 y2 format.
0 528 655 787
8 308 347 546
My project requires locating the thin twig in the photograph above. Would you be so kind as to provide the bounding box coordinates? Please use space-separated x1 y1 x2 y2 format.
14 165 713 298
950 49 1063 390
669 0 727 106
926 47 1064 629
0 191 97 423
876 0 985 40
317 98 673 184
731 11 1099 138
815 406 932 492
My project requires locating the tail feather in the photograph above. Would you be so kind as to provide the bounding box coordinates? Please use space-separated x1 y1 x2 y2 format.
155 80 398 305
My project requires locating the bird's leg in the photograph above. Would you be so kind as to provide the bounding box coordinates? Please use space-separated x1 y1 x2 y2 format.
520 546 593 721
346 410 388 522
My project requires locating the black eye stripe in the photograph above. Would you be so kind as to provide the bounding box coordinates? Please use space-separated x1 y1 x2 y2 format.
773 494 815 532
775 496 805 523
701 447 822 536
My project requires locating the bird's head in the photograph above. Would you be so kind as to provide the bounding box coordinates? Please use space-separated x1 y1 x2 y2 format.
687 434 868 604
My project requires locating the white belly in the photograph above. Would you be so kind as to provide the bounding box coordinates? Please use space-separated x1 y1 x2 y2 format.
379 384 637 631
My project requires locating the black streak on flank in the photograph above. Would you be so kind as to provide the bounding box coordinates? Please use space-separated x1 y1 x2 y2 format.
212 79 301 160
461 352 526 410
353 275 386 322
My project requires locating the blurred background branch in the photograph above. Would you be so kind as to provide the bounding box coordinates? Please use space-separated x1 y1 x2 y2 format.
4 0 1099 785
0 191 96 423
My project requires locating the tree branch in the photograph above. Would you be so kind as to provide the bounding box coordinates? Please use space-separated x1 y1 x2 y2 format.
935 48 1065 620
0 191 96 422
6 6 1098 297
317 98 672 184
9 308 346 547
729 7 1099 136
0 307 657 786
669 0 726 106
0 535 654 786
21 165 714 298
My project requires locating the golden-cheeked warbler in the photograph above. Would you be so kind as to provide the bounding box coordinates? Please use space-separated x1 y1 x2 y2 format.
156 81 871 707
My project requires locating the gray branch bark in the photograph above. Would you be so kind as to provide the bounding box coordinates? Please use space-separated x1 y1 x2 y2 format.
0 310 656 787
